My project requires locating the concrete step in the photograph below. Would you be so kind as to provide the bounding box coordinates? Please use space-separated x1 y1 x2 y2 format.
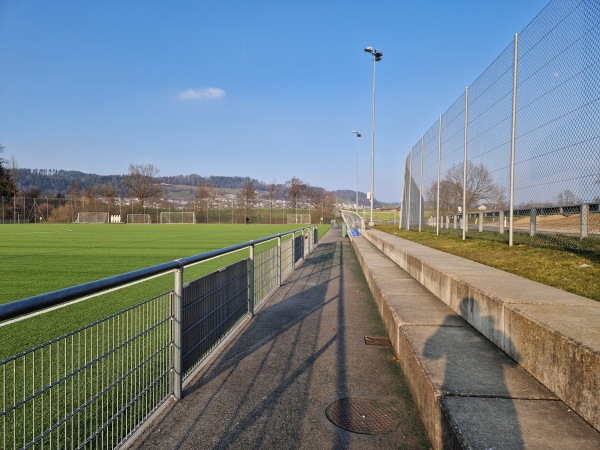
351 233 600 449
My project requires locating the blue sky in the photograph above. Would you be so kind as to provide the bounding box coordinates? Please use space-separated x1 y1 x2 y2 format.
0 0 549 202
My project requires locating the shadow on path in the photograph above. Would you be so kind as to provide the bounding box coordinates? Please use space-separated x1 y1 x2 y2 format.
129 233 429 450
423 297 523 448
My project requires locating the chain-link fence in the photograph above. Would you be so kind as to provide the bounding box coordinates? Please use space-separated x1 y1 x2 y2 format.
400 0 600 250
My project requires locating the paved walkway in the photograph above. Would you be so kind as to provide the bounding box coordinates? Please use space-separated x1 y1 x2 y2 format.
127 230 430 450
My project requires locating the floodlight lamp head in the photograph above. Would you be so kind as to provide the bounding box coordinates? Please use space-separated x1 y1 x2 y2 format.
364 47 373 53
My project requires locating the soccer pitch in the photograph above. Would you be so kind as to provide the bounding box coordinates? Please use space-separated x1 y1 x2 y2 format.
0 223 313 302
0 223 325 358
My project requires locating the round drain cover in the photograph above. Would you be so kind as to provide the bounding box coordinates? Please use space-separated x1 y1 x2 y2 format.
325 397 400 435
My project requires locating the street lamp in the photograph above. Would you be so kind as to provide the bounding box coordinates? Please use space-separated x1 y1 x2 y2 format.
364 46 382 227
352 130 361 213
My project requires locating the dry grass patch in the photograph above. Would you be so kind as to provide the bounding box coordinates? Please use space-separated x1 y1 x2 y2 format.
376 224 600 302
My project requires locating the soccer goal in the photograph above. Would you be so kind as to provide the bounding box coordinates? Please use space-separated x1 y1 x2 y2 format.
287 214 311 224
160 212 196 224
74 212 109 223
127 213 152 224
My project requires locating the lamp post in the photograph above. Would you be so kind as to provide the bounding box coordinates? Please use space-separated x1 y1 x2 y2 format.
352 130 361 213
364 46 382 227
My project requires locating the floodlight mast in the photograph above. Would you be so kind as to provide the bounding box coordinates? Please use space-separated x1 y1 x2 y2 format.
364 46 382 226
352 130 361 213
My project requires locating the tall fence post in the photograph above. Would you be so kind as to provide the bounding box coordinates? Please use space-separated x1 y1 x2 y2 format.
462 86 469 241
248 243 255 317
277 235 282 286
291 231 296 268
509 33 519 247
419 135 424 232
436 115 442 235
399 157 406 229
581 203 589 239
407 148 413 230
172 266 184 401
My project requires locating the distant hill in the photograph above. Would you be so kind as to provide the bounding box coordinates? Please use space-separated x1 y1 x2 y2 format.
14 169 265 198
12 168 393 207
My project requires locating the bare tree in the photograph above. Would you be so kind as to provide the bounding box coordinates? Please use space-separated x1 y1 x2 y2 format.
9 156 19 193
557 189 579 206
428 162 499 214
103 183 118 216
7 155 19 218
196 179 214 210
239 180 256 221
123 163 162 212
489 185 507 211
267 180 279 224
285 177 307 209
323 192 336 222
196 179 215 223
103 183 118 201
308 186 327 223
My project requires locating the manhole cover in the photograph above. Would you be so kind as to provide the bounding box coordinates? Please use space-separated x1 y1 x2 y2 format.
325 397 400 434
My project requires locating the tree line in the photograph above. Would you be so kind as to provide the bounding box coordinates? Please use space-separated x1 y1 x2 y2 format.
5 168 273 198
0 151 341 223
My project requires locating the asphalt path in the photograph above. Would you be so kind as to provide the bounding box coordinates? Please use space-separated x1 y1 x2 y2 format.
127 230 430 450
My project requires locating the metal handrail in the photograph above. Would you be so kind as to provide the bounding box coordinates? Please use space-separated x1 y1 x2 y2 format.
340 210 365 241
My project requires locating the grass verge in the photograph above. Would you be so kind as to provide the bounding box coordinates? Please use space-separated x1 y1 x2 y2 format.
375 224 600 302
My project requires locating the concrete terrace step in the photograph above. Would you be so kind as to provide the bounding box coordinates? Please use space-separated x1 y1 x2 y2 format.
351 230 600 449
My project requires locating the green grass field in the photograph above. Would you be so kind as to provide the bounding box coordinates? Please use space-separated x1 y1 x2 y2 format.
0 223 317 301
0 223 328 358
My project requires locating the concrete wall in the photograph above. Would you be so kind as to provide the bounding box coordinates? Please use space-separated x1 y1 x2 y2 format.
363 229 600 433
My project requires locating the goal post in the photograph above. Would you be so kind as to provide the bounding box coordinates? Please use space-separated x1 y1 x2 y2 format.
160 212 196 224
74 212 109 224
286 214 311 224
127 213 152 224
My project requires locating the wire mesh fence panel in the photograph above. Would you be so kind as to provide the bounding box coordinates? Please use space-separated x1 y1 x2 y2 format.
513 0 600 246
281 239 294 280
294 234 303 263
254 246 278 306
0 293 172 450
181 260 248 378
421 119 441 231
464 41 516 238
400 0 600 250
437 93 467 233
407 140 423 231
